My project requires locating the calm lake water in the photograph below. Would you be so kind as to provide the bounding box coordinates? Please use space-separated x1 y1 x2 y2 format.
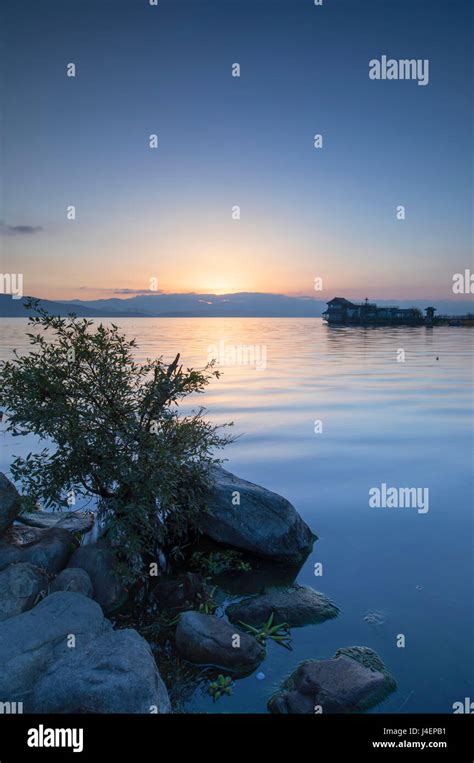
1 317 473 714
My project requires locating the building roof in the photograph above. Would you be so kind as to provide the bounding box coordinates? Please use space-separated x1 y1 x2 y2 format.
326 297 357 306
326 298 423 314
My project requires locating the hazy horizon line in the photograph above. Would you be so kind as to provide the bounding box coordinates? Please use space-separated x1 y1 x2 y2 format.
32 290 474 304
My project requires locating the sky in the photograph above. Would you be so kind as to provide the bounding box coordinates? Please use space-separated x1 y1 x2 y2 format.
1 0 472 302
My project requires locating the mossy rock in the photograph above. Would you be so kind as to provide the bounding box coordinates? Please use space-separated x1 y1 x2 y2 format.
268 646 397 714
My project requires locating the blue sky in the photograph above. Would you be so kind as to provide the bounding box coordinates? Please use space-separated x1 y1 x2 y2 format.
1 0 472 300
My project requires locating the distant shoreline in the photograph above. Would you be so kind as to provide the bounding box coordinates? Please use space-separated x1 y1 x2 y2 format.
1 293 473 319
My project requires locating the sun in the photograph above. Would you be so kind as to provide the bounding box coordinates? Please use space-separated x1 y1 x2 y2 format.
201 280 241 295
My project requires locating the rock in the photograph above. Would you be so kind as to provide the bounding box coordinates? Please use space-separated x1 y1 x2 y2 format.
17 510 95 534
49 568 93 598
0 473 21 534
226 585 339 628
0 592 171 713
67 543 126 613
2 524 39 545
176 611 264 673
268 647 397 714
153 572 207 612
0 525 78 574
0 562 48 621
198 467 315 564
0 592 110 704
32 628 171 714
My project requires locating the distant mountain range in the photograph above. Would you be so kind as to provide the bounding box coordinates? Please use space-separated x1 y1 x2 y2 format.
0 294 149 318
68 293 325 317
0 292 472 318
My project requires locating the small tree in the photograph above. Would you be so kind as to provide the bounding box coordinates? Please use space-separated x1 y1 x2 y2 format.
0 301 232 584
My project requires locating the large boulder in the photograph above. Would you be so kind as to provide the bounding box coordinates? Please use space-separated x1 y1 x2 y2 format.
0 525 78 574
32 628 171 714
198 467 315 564
0 473 21 534
0 562 48 621
67 543 126 613
49 568 93 598
226 585 339 628
0 591 171 713
176 611 264 673
0 591 109 704
268 647 397 714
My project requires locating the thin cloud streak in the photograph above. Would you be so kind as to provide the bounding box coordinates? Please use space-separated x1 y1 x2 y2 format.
0 222 43 235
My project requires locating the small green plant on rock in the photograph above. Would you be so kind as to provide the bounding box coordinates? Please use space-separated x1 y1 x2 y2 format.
207 674 233 701
196 585 219 614
239 612 292 650
190 549 252 576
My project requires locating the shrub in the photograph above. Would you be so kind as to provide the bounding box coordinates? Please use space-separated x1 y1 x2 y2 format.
0 301 233 584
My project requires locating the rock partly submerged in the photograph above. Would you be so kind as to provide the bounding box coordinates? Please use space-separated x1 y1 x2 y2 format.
0 562 48 621
176 610 265 673
268 646 397 714
0 525 78 575
67 542 127 613
0 591 171 713
226 585 339 628
198 467 315 564
0 473 21 534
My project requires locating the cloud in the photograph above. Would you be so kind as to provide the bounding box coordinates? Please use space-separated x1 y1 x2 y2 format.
113 288 163 295
78 287 163 295
0 222 43 235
